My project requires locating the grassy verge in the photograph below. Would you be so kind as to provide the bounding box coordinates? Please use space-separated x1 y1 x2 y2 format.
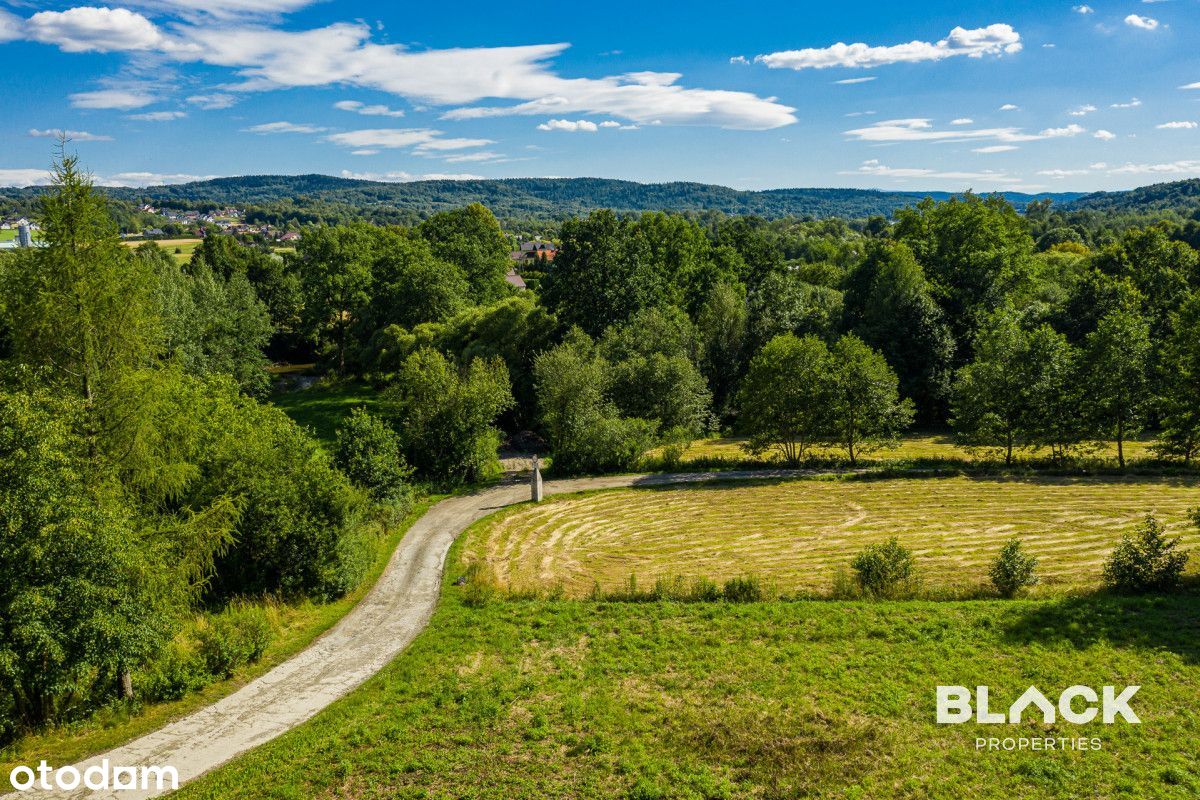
175 529 1200 800
0 494 445 790
270 381 382 449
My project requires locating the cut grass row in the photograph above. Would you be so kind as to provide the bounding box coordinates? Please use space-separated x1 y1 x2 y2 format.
173 531 1200 799
462 475 1200 597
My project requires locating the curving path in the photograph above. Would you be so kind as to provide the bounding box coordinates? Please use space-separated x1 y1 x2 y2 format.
7 469 804 799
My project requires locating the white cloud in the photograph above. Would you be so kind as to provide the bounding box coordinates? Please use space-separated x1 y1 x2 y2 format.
842 158 1023 184
951 118 974 125
93 171 217 187
1037 168 1091 178
1094 129 1116 140
70 89 157 110
1073 5 1094 14
439 151 508 164
334 100 405 118
537 119 599 132
0 9 20 43
729 55 749 65
350 149 378 156
1181 82 1200 90
1108 160 1200 175
1124 14 1159 30
1157 121 1197 129
414 137 495 151
27 7 170 53
834 76 876 85
244 121 326 134
1068 104 1097 116
323 128 493 156
999 103 1019 111
1110 97 1141 108
973 145 1019 153
163 23 796 130
187 93 238 109
1039 123 1087 137
844 118 1084 144
127 110 187 121
338 169 484 182
0 169 56 187
28 127 112 141
127 0 319 18
755 24 1021 70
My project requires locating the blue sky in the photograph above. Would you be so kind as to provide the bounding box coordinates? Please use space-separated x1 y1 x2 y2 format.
1 0 1198 191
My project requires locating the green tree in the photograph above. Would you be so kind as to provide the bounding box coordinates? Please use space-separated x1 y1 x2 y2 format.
842 241 955 423
826 335 914 465
1083 308 1151 467
737 333 832 466
361 230 469 335
334 407 413 506
541 210 667 336
695 280 748 419
418 203 511 303
295 223 377 374
385 348 514 484
533 330 656 474
1156 293 1200 464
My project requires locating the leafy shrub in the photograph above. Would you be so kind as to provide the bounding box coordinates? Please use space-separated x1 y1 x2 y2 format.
460 562 498 608
722 575 765 602
1102 515 1190 594
138 642 210 702
197 605 275 678
989 538 1039 598
850 537 917 599
334 407 414 511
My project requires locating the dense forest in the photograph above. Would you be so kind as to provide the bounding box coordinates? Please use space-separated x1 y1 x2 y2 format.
2 155 1200 745
0 175 1091 229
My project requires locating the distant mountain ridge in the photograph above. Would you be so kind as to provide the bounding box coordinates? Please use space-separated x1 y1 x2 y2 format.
5 174 1198 221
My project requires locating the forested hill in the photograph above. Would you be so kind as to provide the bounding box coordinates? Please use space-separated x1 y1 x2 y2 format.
0 175 1082 224
1065 179 1200 213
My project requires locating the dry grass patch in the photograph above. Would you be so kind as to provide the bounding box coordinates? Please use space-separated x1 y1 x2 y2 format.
462 475 1200 596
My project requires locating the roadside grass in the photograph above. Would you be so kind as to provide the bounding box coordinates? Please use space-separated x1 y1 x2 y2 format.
462 475 1200 598
649 433 1160 471
0 494 446 791
270 381 382 450
174 530 1200 800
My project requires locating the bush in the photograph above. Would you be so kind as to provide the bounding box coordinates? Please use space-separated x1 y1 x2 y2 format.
1102 515 1190 594
850 537 917 598
138 642 210 702
460 562 498 608
334 407 414 511
722 575 765 602
197 605 275 678
989 538 1039 598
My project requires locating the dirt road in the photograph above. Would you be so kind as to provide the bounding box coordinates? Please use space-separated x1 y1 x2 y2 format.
6 469 801 799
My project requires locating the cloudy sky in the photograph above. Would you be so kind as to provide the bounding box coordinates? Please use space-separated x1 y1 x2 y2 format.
1 0 1198 191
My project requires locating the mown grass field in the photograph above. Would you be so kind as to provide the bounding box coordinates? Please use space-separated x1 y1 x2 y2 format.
462 476 1200 597
174 530 1200 799
122 237 203 263
658 434 1159 468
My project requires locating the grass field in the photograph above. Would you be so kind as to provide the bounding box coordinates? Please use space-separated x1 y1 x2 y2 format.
657 434 1159 468
462 475 1200 597
270 381 383 449
174 531 1200 799
122 237 202 263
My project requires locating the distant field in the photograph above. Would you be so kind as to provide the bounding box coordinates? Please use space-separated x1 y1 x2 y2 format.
659 434 1159 466
463 475 1200 596
122 237 203 263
